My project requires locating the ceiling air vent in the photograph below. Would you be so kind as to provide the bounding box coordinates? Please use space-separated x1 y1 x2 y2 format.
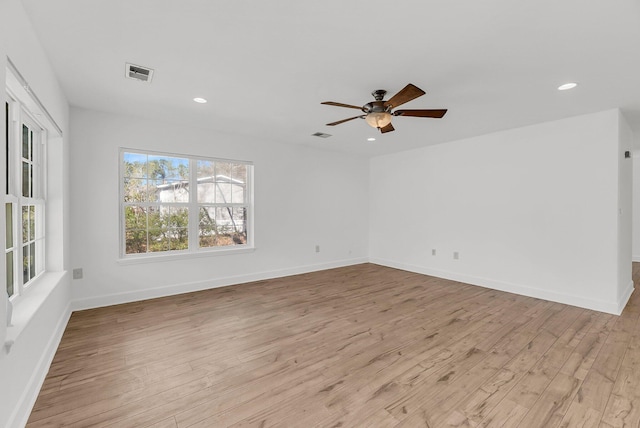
125 63 154 83
312 132 332 138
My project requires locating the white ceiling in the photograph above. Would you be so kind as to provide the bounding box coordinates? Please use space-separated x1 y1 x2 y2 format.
20 0 640 157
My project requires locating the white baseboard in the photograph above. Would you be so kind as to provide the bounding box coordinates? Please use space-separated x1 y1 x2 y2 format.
633 255 640 262
370 257 626 315
617 279 635 314
72 257 368 311
74 256 633 315
9 302 71 428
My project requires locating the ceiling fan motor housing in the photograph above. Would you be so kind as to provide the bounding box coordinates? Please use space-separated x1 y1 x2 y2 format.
362 100 389 114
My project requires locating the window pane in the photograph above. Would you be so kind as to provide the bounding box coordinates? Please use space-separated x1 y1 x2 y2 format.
216 162 233 179
22 161 30 197
123 178 148 202
168 207 188 228
197 160 215 176
23 244 29 283
169 228 188 251
125 230 147 254
35 205 45 240
199 206 215 229
199 206 247 248
123 152 148 178
29 206 35 241
232 164 247 182
6 251 14 297
22 206 29 243
124 206 147 230
148 155 189 180
199 206 216 248
147 206 165 230
152 180 189 203
215 182 232 204
37 238 45 275
29 130 34 160
197 160 215 203
231 164 247 203
22 124 29 159
5 203 12 248
30 242 36 279
231 183 244 203
197 180 215 203
148 228 169 253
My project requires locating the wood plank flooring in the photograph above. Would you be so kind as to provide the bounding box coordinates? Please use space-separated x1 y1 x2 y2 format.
27 263 640 427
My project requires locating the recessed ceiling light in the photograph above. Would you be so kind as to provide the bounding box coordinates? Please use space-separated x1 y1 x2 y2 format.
367 137 376 142
193 97 207 103
557 82 578 91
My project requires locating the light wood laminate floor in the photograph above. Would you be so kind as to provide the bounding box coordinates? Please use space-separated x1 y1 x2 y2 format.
27 263 640 427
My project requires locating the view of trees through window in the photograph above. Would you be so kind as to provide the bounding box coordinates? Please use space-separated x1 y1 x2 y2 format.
122 151 250 255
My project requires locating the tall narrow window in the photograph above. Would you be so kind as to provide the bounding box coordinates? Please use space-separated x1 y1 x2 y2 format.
5 203 14 297
5 94 46 297
5 101 15 297
5 101 9 195
121 150 253 258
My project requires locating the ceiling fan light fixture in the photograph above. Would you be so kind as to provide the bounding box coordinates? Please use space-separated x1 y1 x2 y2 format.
365 112 392 129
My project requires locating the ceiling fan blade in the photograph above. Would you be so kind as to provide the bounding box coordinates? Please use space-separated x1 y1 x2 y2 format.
393 109 448 118
384 84 426 109
321 101 363 110
326 115 365 126
379 123 395 133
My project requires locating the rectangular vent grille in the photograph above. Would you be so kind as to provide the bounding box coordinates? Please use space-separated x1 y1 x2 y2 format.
312 132 332 138
125 63 154 83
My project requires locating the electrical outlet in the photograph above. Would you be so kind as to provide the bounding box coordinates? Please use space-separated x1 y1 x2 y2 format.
432 249 436 256
72 268 83 279
453 252 459 260
315 245 320 253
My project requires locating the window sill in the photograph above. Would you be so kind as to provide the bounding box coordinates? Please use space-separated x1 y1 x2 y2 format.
116 246 256 265
5 271 67 354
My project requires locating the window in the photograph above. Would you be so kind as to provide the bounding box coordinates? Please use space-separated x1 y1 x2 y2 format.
120 149 253 257
5 94 46 298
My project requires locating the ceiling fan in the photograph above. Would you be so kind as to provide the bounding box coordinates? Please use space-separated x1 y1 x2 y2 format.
321 83 447 134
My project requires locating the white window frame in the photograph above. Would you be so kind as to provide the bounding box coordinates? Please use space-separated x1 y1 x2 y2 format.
119 148 254 260
5 90 47 301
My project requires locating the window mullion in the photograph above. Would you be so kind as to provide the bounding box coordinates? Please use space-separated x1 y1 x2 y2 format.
189 158 198 251
10 99 20 198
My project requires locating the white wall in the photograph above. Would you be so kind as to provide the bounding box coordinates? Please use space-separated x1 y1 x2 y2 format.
69 107 369 309
632 154 640 262
370 110 633 315
617 112 633 302
0 0 7 357
0 0 71 427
